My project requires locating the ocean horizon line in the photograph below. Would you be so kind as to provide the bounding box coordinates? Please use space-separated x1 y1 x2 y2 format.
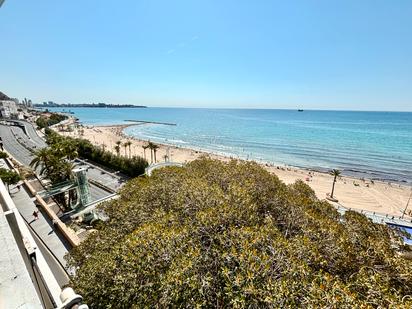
48 106 412 113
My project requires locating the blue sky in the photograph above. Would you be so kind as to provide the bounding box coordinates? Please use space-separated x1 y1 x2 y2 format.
1 1 411 111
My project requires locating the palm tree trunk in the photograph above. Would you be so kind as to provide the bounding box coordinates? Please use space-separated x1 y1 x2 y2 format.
154 150 157 163
331 175 337 198
150 150 153 164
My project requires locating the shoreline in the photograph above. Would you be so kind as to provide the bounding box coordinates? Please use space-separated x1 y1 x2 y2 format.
58 122 412 218
121 123 410 186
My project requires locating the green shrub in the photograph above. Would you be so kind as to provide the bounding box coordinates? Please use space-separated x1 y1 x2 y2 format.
0 168 21 191
46 131 147 177
36 113 67 129
68 158 412 308
0 151 8 159
36 116 48 129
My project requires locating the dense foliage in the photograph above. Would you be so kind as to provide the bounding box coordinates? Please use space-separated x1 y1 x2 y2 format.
0 168 21 192
0 151 8 159
68 158 412 308
30 134 78 208
45 130 148 177
36 113 67 129
31 141 76 184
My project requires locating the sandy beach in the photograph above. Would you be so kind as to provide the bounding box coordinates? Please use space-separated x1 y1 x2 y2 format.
58 123 412 219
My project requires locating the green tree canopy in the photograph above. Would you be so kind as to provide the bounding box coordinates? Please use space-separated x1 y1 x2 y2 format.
36 113 68 129
44 130 147 177
0 168 21 192
68 158 412 308
30 137 77 184
0 151 8 159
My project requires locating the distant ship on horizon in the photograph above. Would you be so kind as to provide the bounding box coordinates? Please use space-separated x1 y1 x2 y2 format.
298 109 304 112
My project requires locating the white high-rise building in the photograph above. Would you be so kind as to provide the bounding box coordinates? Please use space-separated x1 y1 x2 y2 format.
0 100 18 118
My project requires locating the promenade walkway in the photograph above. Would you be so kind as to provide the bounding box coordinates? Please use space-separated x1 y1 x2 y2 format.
9 184 71 286
0 207 42 308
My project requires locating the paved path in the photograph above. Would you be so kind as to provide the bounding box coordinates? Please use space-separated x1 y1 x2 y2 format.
0 209 43 308
81 160 125 192
9 185 71 287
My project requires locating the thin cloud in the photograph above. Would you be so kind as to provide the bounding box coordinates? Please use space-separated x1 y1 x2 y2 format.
166 35 199 55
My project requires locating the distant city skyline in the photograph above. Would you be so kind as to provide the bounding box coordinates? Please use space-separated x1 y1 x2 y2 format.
1 1 412 111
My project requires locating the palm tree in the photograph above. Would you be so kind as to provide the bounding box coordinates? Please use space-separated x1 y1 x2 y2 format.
114 145 121 156
123 142 128 157
129 141 133 158
147 141 155 164
125 141 132 158
59 161 75 207
30 148 53 175
152 144 159 163
330 169 341 198
115 141 121 156
60 161 75 180
142 144 149 161
58 140 78 161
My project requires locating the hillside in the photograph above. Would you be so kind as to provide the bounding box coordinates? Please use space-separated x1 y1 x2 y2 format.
68 158 412 308
0 91 11 100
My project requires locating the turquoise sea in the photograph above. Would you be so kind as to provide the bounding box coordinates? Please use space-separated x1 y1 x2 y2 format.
47 107 412 183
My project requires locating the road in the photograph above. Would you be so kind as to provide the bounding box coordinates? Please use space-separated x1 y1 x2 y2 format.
0 122 121 202
14 120 47 148
76 158 125 192
0 123 34 166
